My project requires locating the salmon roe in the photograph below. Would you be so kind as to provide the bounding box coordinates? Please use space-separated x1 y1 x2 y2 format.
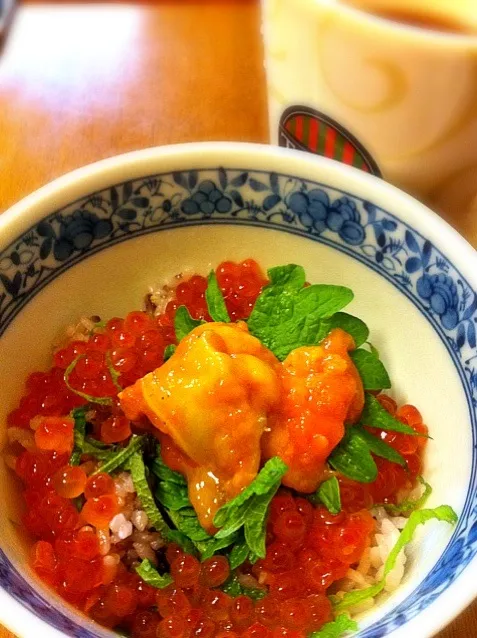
85 472 116 499
52 465 87 498
81 494 120 528
34 416 75 454
162 259 268 324
6 260 429 638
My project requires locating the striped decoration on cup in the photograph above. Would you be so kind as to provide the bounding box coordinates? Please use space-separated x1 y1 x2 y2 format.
278 106 382 177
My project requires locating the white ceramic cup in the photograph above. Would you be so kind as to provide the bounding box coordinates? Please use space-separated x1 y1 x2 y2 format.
262 0 477 218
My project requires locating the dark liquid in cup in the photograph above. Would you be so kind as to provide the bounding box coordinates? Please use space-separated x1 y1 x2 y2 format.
366 8 473 33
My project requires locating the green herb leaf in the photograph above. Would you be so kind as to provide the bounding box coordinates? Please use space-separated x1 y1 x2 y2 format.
324 312 369 349
222 574 266 600
332 581 384 613
174 306 203 342
310 614 358 638
214 489 281 542
365 342 380 358
151 449 187 486
196 532 240 561
244 492 277 557
153 448 283 562
264 264 306 289
314 476 341 514
164 344 176 361
228 537 250 570
105 352 122 392
82 438 118 461
64 356 113 405
84 436 110 450
221 576 242 598
248 551 260 565
69 407 88 466
350 349 391 390
167 508 211 542
214 458 287 559
360 393 424 436
248 264 354 360
333 505 458 612
156 480 191 511
357 428 407 468
329 428 378 483
128 451 171 537
166 507 238 559
242 585 266 600
205 271 230 322
150 446 236 558
93 435 144 476
152 451 189 511
73 494 85 512
381 476 432 515
214 457 288 526
136 559 173 589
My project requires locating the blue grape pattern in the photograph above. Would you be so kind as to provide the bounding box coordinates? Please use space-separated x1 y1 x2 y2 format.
287 189 329 233
181 180 232 215
327 196 365 245
287 191 365 245
53 211 113 261
416 273 459 329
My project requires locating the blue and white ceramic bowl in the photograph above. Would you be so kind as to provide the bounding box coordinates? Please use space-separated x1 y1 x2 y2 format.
0 143 476 638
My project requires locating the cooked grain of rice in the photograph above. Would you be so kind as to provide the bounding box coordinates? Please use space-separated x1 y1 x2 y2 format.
147 270 197 316
109 513 133 540
148 285 176 316
131 529 164 552
344 568 369 587
150 537 164 551
7 427 35 450
121 499 135 520
257 572 267 585
115 472 135 498
124 548 140 567
103 553 120 569
54 316 99 350
238 573 262 590
133 541 157 563
369 546 382 569
97 528 111 556
335 507 409 610
29 416 44 431
357 547 371 575
131 510 149 532
66 316 97 339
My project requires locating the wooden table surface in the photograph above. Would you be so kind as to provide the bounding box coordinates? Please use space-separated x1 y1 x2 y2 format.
0 1 475 636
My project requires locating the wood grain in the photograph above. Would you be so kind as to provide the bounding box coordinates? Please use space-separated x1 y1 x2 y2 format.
0 1 475 636
0 0 268 214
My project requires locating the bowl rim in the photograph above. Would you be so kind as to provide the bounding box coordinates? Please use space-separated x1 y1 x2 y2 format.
1 141 477 638
2 142 477 279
